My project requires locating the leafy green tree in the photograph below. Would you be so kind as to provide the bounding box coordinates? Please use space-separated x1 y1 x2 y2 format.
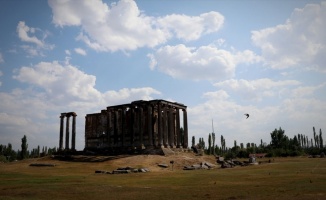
214 145 219 155
0 144 3 155
313 127 316 146
21 135 28 159
220 135 223 150
270 127 288 149
236 149 248 158
6 143 12 156
231 140 240 156
208 133 212 155
47 147 57 156
191 136 195 147
212 133 215 155
313 127 319 147
311 138 313 148
37 145 40 157
220 135 226 153
4 143 17 161
251 143 256 153
197 137 205 149
319 129 323 149
288 135 301 155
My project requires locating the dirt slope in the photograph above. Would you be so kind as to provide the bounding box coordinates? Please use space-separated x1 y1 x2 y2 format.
36 152 218 172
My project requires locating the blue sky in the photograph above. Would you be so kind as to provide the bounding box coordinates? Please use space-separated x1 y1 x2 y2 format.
0 0 325 151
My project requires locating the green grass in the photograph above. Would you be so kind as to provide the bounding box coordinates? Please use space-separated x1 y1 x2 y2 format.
0 157 325 200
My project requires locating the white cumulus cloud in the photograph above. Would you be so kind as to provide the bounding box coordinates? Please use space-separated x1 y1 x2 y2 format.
74 48 87 56
13 61 102 103
290 82 326 98
3 60 161 149
48 0 224 52
12 61 161 108
252 2 326 71
214 78 301 101
17 21 44 47
148 44 260 81
156 11 224 41
16 21 54 56
65 50 71 55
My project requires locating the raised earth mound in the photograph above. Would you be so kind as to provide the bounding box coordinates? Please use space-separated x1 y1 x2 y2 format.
39 152 218 172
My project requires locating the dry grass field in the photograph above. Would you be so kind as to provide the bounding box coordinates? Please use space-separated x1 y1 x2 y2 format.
0 153 325 200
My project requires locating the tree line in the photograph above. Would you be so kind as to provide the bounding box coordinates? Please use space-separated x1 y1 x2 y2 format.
192 126 325 159
0 135 57 162
1 127 324 162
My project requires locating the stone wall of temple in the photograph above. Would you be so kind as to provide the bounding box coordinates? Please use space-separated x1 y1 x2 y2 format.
84 99 188 153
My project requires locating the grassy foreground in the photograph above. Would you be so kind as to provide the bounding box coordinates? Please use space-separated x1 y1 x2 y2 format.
0 156 325 200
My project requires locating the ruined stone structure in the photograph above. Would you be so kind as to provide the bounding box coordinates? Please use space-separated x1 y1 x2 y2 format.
59 112 77 151
84 100 188 154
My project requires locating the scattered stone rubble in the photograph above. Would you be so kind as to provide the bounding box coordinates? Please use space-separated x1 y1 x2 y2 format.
183 162 217 170
95 166 150 174
191 146 204 156
216 156 259 168
158 163 169 168
219 160 246 168
95 154 270 174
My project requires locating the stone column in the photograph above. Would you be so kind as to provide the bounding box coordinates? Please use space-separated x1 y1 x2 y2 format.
71 113 77 151
121 108 125 147
169 106 175 148
157 103 163 147
107 110 112 146
65 114 71 150
59 114 65 150
84 116 87 149
130 106 135 147
163 105 168 147
183 109 188 148
147 104 153 146
113 110 118 146
176 108 181 148
139 106 143 148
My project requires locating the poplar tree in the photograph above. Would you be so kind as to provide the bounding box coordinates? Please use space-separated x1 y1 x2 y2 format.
37 145 40 157
313 127 317 147
319 129 323 149
191 136 195 147
212 133 215 155
21 135 28 159
208 133 212 155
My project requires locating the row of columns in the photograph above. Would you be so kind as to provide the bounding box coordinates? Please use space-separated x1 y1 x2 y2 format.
59 112 77 151
104 101 188 149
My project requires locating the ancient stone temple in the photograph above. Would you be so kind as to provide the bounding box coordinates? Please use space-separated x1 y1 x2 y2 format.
84 99 188 154
59 112 77 151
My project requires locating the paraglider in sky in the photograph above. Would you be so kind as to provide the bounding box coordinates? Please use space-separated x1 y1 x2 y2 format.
244 113 249 119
